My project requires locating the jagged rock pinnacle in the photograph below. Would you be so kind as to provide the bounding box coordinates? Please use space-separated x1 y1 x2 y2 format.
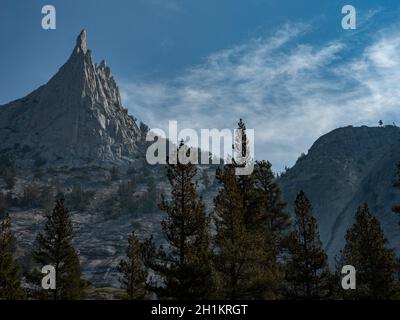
76 29 87 54
0 28 140 166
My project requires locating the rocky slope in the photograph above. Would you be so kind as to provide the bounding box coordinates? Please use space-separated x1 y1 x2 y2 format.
279 125 400 263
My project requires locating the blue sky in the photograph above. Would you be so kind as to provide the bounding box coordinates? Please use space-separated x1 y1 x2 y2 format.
1 0 400 171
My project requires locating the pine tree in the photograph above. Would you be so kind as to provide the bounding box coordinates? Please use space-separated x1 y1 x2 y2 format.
337 204 398 299
285 191 331 299
252 160 291 296
139 122 150 142
213 120 287 299
392 161 400 221
0 214 25 299
213 164 261 299
253 160 290 250
33 199 85 300
118 231 149 300
147 142 215 299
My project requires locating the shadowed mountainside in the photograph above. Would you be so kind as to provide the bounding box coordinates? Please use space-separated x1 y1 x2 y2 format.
279 125 400 263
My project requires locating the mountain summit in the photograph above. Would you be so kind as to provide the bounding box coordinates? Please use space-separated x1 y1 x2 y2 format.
0 30 140 166
76 29 88 54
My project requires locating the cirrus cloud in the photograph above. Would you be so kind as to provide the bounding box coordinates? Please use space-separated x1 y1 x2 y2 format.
119 22 400 172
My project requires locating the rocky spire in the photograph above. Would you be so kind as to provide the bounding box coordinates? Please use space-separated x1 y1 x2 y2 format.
76 29 87 54
0 30 141 165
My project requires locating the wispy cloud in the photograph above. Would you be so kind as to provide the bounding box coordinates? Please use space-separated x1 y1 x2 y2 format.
119 22 400 172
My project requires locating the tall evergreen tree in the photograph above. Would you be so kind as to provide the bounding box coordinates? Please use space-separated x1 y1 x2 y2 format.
232 119 257 233
33 199 85 300
285 191 331 299
392 161 400 221
147 142 215 299
0 214 25 299
213 120 288 299
253 160 290 249
214 163 268 299
252 160 291 296
118 231 149 300
337 204 398 299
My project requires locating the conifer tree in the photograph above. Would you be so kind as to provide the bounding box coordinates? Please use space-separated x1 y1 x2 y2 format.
147 142 215 299
213 120 287 299
253 160 290 247
118 231 149 300
33 199 85 300
337 204 398 299
392 161 400 221
285 191 331 299
252 160 291 295
213 163 263 299
0 214 25 299
139 122 150 142
232 119 255 230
